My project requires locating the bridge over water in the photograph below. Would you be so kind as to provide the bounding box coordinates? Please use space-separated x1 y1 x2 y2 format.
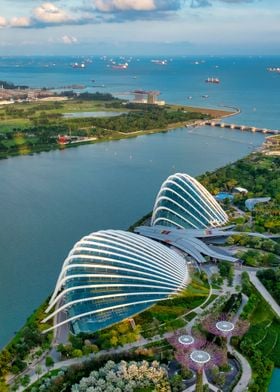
203 121 279 135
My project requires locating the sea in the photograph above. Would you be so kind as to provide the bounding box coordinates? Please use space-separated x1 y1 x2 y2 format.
0 56 279 358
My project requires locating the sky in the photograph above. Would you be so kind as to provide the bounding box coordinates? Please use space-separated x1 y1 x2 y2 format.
0 0 279 55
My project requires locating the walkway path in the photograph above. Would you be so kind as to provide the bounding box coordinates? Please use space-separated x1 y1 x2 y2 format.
248 271 280 317
228 293 251 392
228 346 251 392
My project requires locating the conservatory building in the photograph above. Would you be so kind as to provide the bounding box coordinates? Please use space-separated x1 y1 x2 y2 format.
43 230 188 334
151 173 228 230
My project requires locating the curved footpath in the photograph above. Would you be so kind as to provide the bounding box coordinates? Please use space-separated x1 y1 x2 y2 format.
229 293 251 392
248 271 280 317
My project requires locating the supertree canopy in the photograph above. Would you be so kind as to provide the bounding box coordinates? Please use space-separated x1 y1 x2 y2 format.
202 314 249 338
168 329 206 352
175 343 227 372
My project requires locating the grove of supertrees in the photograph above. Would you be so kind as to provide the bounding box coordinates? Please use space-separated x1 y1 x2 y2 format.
168 329 227 375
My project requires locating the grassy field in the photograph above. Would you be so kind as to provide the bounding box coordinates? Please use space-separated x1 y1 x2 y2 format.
0 99 125 132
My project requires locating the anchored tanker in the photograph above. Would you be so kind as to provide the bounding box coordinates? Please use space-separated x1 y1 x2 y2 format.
205 77 220 84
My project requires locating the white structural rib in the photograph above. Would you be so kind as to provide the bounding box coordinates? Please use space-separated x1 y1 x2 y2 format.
43 230 188 333
43 291 172 324
49 232 185 305
43 297 181 334
152 173 228 229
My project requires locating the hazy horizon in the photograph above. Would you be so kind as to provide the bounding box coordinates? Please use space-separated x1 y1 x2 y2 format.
0 0 279 56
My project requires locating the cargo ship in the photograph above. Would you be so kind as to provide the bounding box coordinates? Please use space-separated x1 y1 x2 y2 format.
267 67 280 73
111 63 128 69
151 59 167 65
72 62 86 69
205 77 220 84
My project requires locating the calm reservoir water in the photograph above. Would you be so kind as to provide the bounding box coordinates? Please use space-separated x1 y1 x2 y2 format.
0 55 279 348
63 111 125 118
269 368 280 391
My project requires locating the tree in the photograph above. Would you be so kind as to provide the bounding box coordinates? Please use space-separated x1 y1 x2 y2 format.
195 371 203 392
110 335 119 347
45 356 54 368
0 349 12 377
20 374 31 387
35 364 43 379
57 343 73 358
72 349 83 358
0 381 9 392
170 374 183 392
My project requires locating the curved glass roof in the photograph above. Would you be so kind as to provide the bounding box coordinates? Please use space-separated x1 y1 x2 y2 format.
152 173 228 230
43 230 188 334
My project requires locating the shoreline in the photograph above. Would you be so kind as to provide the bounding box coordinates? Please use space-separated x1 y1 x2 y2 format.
0 104 238 161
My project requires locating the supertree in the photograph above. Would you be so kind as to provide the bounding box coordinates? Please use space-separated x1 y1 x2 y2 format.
167 329 206 353
202 313 249 339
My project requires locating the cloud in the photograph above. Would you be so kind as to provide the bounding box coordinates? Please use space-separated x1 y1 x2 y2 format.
191 0 255 6
0 16 8 27
93 0 185 12
83 0 185 22
1 0 261 29
32 2 72 24
191 0 210 7
10 16 32 27
7 2 91 28
94 0 156 12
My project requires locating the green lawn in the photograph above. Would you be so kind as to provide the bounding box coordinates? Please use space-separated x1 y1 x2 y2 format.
134 273 209 336
0 118 31 132
201 294 218 309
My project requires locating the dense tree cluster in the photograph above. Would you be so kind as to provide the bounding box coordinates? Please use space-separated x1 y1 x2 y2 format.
218 261 234 286
71 360 170 392
0 301 52 380
226 234 280 255
257 268 280 305
199 154 280 233
240 339 274 392
238 271 280 391
0 80 28 89
63 107 208 134
59 91 120 101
